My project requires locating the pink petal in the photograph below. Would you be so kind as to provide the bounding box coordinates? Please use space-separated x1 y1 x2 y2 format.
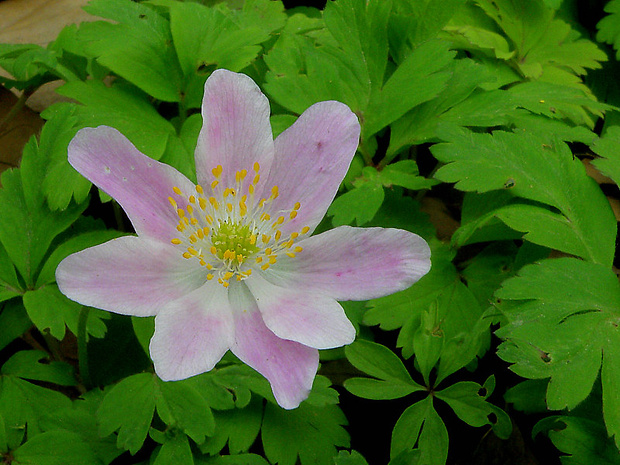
68 126 195 242
245 273 355 350
275 226 431 301
229 283 319 409
265 101 360 235
150 283 234 380
195 69 275 193
56 236 206 316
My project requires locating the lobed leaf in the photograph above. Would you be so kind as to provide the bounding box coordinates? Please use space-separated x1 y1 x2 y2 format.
496 258 620 447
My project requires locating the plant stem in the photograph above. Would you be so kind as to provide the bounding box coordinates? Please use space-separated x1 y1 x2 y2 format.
0 89 32 138
77 306 92 390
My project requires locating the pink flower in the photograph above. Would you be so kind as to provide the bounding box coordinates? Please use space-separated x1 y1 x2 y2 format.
56 70 431 409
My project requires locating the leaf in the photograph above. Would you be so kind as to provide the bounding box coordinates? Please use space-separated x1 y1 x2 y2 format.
13 430 98 465
38 105 89 210
153 432 194 465
363 39 454 138
155 378 215 444
591 125 620 187
391 397 448 464
97 373 156 454
261 401 349 465
344 340 424 400
496 258 620 447
365 244 486 379
507 81 610 128
504 379 549 414
78 0 183 101
0 376 71 449
1 350 76 386
0 301 31 353
534 416 620 464
333 450 369 465
327 181 384 226
196 454 270 465
597 0 620 60
199 399 262 455
435 378 512 439
51 80 176 161
432 126 617 266
388 58 517 156
0 139 85 287
40 390 123 465
389 0 468 62
0 237 23 304
161 0 274 108
22 284 82 340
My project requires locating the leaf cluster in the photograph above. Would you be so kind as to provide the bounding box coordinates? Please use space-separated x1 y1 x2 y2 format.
0 0 619 463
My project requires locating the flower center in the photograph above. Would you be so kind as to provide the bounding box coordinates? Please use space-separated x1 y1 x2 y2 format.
168 163 309 288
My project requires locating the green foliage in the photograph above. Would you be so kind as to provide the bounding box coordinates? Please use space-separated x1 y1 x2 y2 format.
0 0 618 463
496 258 620 447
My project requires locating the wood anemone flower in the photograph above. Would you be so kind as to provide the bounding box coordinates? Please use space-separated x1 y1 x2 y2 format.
56 69 431 409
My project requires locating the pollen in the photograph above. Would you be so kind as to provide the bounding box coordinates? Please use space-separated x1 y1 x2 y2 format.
168 162 310 288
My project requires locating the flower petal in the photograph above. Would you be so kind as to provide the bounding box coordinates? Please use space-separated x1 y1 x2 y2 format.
266 101 360 234
68 126 195 242
229 282 319 409
56 236 206 316
150 283 234 380
273 226 431 301
245 273 355 350
195 69 275 192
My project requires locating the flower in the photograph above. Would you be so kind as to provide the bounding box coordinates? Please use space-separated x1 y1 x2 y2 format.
56 69 431 409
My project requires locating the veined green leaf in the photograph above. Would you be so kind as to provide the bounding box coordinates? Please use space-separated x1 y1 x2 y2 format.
432 126 616 266
496 258 620 447
391 397 448 464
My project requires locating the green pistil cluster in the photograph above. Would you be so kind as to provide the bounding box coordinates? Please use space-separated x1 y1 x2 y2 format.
168 163 308 288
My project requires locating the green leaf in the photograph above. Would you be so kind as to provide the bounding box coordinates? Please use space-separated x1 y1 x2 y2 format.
153 432 194 465
504 379 549 414
161 1 274 108
391 397 448 464
0 140 85 287
388 58 517 156
13 430 98 465
78 0 183 101
261 401 349 465
97 373 156 454
52 80 176 161
40 390 123 465
155 378 215 444
363 39 454 138
196 454 270 465
22 284 82 340
389 0 468 61
591 125 620 187
344 340 424 400
412 303 444 385
334 450 369 465
327 181 384 226
0 301 31 353
432 126 617 266
199 399 262 455
0 239 22 303
507 81 610 128
597 0 620 60
435 378 512 439
534 416 620 464
365 244 486 379
496 258 620 446
38 105 89 210
1 351 76 386
0 376 71 449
